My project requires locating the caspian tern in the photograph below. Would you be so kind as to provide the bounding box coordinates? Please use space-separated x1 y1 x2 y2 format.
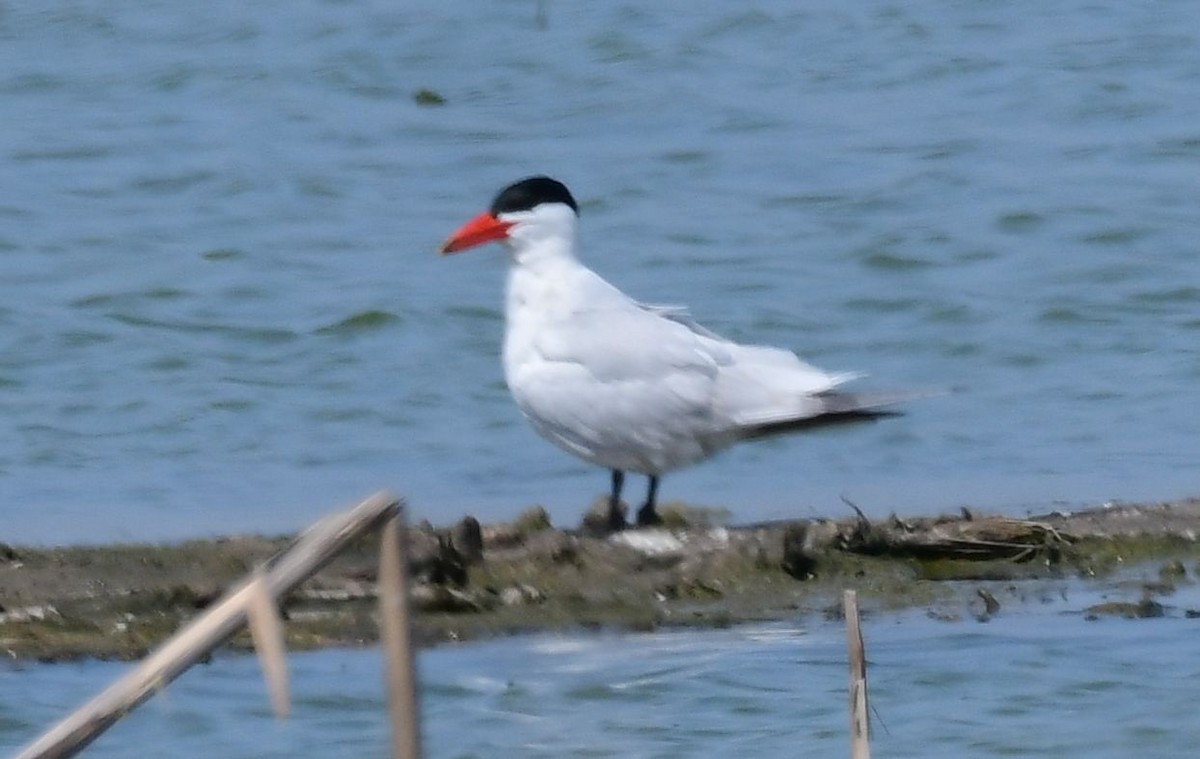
440 176 907 530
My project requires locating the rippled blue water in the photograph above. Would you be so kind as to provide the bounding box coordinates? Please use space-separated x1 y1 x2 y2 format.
5 578 1200 758
6 4 1200 751
3 1 1199 543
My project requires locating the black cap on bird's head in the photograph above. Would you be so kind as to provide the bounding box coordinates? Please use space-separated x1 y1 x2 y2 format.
440 175 579 255
490 176 579 216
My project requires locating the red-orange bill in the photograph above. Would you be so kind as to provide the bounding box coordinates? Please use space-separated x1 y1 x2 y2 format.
439 212 514 254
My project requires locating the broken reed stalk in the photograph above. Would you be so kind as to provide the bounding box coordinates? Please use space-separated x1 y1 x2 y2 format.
247 569 290 720
12 491 402 759
379 512 423 759
844 589 870 759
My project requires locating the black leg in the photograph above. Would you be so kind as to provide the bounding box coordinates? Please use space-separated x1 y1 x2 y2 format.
636 475 662 526
608 469 627 531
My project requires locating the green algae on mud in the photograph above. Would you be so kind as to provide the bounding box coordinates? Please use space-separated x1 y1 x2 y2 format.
3 498 1200 661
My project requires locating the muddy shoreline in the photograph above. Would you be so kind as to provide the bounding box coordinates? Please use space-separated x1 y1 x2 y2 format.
3 497 1200 662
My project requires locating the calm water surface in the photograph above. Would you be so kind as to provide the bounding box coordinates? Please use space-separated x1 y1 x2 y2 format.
3 3 1200 752
4 579 1200 758
3 2 1199 544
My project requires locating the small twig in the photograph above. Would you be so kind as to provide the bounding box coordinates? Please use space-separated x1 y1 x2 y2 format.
379 510 422 759
840 495 871 527
246 570 290 719
844 590 870 759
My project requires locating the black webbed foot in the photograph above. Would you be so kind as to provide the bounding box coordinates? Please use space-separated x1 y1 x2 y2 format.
635 502 662 527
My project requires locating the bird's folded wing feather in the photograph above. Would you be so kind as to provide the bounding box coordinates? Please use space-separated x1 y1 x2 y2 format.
532 305 722 389
510 305 720 465
636 301 722 340
528 297 864 436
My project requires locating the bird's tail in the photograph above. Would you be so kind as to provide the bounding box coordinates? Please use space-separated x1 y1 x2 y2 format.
737 389 924 440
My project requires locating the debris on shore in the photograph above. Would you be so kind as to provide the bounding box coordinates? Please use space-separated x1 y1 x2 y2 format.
2 498 1200 662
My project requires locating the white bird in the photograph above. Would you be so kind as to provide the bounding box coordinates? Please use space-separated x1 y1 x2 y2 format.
440 176 908 530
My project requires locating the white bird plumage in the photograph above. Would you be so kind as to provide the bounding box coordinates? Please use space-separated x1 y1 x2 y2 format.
441 176 906 529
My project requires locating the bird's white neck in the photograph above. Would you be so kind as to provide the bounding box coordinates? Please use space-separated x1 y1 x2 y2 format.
501 229 592 387
504 233 584 320
507 233 577 272
501 204 580 268
500 203 587 312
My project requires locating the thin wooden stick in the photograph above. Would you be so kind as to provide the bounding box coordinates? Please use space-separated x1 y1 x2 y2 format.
13 491 402 759
246 569 290 719
379 509 422 759
844 589 870 759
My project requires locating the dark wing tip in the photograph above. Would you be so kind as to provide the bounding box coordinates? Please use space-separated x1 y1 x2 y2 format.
740 388 932 440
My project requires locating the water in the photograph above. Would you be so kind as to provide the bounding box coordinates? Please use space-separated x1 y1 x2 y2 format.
2 2 1199 544
2 3 1199 750
4 580 1200 758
